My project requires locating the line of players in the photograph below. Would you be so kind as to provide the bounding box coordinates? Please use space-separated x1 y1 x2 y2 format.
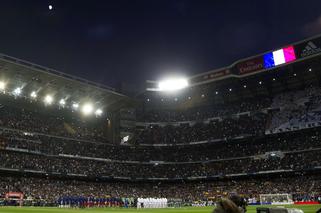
137 198 168 208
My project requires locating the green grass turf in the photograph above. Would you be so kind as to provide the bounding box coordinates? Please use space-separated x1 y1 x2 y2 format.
0 205 320 213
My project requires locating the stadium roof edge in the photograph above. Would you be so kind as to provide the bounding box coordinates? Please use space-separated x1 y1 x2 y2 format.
188 52 321 88
187 32 321 83
0 53 127 98
228 32 321 68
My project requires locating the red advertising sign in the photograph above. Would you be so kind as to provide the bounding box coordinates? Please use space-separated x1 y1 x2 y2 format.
204 69 230 80
237 57 264 75
5 192 24 199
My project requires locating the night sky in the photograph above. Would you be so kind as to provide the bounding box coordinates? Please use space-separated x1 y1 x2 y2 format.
0 0 321 88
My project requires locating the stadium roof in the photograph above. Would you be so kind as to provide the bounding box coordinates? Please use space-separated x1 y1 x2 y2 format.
0 53 132 111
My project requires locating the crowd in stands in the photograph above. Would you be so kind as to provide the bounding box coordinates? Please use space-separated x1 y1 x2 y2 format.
1 127 321 162
138 86 321 125
0 174 320 204
1 86 321 146
0 148 319 178
0 83 321 206
135 85 321 145
0 104 108 142
137 114 266 144
137 98 271 122
0 85 318 183
268 86 321 133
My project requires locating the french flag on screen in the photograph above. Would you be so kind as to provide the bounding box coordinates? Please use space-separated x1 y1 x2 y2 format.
264 46 296 68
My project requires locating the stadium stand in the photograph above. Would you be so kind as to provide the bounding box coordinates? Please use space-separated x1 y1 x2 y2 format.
1 35 321 207
0 174 320 206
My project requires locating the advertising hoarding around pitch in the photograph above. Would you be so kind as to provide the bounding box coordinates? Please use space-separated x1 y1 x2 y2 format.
295 36 321 58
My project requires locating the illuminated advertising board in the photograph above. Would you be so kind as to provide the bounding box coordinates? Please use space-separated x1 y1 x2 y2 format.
263 46 296 69
236 57 264 75
190 69 230 84
295 36 321 58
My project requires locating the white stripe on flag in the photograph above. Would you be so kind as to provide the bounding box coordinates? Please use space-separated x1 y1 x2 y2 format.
273 49 285 66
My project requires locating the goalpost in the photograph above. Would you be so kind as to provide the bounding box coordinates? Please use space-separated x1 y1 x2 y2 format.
259 194 293 205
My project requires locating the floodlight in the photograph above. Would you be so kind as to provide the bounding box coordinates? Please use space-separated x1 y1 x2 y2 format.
158 78 188 91
72 103 79 110
81 103 93 115
95 108 103 116
59 99 66 106
30 91 37 98
13 87 22 96
122 135 129 142
0 81 6 90
44 95 53 105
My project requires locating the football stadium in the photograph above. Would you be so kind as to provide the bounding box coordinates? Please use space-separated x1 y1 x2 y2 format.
1 1 321 213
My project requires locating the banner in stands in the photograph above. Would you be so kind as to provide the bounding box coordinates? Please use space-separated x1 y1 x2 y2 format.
236 56 264 75
5 192 24 199
189 69 230 84
295 36 321 58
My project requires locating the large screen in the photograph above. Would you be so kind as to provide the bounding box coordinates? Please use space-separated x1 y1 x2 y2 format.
264 45 296 69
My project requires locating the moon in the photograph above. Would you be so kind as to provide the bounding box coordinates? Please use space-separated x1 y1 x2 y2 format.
49 5 53 10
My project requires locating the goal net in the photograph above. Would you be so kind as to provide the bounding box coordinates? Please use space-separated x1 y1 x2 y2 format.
259 194 293 205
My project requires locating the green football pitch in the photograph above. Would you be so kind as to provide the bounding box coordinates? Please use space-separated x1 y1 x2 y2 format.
0 205 320 213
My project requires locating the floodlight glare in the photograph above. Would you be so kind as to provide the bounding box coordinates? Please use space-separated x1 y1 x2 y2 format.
0 81 6 90
59 99 66 106
44 95 53 105
30 91 37 98
13 87 22 96
81 103 94 115
95 108 103 116
158 78 188 91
